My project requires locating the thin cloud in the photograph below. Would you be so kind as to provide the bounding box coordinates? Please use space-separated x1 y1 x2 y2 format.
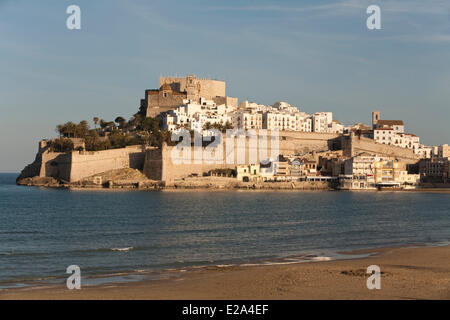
205 0 450 16
204 0 364 14
377 33 450 44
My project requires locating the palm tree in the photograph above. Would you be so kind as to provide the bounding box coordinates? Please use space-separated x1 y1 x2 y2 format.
224 121 233 130
115 117 126 130
203 122 212 130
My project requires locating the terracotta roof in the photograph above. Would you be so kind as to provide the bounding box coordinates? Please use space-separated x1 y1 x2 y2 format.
403 133 417 137
160 83 172 91
377 120 404 126
374 128 394 131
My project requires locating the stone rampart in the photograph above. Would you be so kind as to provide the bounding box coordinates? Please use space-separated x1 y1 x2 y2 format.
342 134 420 163
143 131 341 183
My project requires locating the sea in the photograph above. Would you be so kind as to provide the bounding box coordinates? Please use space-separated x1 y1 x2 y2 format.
0 172 449 289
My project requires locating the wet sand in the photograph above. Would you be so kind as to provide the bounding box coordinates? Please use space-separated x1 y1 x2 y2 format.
1 245 449 300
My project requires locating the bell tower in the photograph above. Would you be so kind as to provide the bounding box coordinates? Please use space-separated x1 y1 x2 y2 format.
372 111 380 129
186 75 195 100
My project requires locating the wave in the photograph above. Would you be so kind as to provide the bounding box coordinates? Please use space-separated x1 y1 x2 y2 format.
1 246 136 257
111 247 133 252
311 256 331 261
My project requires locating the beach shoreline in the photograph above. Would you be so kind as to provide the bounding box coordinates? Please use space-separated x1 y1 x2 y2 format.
1 244 449 300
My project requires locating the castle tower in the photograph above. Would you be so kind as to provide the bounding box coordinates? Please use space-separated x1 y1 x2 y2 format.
160 83 172 98
186 74 196 100
372 111 380 129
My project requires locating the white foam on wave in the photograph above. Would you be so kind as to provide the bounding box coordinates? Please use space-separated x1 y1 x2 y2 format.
311 256 331 261
111 247 133 252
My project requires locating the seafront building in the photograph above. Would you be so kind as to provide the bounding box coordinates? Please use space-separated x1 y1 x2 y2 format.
339 153 420 190
419 157 450 183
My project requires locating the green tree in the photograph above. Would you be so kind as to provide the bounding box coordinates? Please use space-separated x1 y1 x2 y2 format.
75 120 90 138
203 122 212 130
100 119 108 129
129 114 142 129
56 121 77 138
224 121 233 130
84 130 112 151
115 116 126 129
51 138 74 153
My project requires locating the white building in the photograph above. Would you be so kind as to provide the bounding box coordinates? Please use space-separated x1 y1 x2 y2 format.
373 128 430 158
374 120 405 133
232 109 263 130
328 120 344 134
162 98 235 133
164 98 342 135
313 112 333 133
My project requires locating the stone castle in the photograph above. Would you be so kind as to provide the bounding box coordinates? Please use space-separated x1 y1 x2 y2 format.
18 130 422 185
140 75 238 117
17 74 445 188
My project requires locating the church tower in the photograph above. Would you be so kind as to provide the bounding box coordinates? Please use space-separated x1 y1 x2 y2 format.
372 111 380 129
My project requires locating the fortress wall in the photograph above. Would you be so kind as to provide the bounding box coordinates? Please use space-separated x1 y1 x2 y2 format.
146 91 186 117
17 141 71 182
20 145 146 183
69 146 145 182
343 135 419 164
143 149 163 180
155 144 248 183
159 76 226 99
213 96 238 108
144 131 341 183
195 79 226 99
278 131 340 155
41 152 72 181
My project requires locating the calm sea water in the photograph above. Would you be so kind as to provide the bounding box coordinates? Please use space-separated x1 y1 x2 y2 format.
0 173 449 288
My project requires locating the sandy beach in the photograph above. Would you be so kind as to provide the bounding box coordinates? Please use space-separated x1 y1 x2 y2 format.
1 245 449 300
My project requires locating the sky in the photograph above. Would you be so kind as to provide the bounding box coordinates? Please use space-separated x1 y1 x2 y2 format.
1 0 449 172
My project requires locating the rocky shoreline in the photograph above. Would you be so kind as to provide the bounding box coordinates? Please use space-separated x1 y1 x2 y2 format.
16 168 450 192
16 173 333 191
16 175 450 193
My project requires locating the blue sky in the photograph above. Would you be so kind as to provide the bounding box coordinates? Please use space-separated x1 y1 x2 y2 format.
1 0 449 172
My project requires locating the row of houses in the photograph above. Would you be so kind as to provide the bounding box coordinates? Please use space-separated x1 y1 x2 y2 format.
236 155 319 182
162 98 342 134
235 151 423 190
